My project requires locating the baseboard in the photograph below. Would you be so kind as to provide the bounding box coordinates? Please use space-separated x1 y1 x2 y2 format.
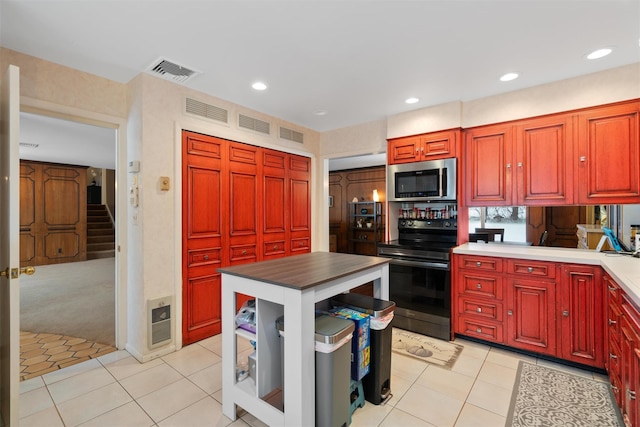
125 342 177 363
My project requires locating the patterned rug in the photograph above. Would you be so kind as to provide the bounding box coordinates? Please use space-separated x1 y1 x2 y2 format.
391 328 462 369
507 362 623 427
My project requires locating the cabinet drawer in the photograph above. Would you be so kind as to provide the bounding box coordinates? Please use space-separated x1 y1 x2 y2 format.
263 240 286 256
290 237 310 253
457 317 503 343
188 247 221 267
607 336 622 379
459 274 503 300
608 300 622 341
507 259 556 278
459 256 503 272
458 298 503 322
230 245 257 262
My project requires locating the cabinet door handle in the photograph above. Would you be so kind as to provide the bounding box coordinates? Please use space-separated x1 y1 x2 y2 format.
476 261 482 267
517 162 523 167
610 353 618 360
204 254 209 260
242 250 247 255
274 244 279 250
476 283 482 289
476 328 482 333
506 163 512 169
507 310 513 316
562 310 569 317
612 385 619 393
628 389 636 400
476 307 482 313
527 267 534 273
579 156 586 162
609 319 617 326
608 286 616 291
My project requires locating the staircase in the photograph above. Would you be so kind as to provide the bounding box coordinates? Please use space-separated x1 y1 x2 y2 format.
87 204 115 260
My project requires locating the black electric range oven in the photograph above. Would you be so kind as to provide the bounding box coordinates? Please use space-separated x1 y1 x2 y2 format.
377 218 457 341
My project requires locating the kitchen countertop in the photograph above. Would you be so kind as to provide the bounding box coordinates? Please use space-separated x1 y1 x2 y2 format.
453 243 640 308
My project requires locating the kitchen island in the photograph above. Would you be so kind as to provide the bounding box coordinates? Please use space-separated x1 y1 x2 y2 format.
218 251 390 426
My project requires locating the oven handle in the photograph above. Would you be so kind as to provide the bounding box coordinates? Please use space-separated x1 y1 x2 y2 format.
381 256 450 270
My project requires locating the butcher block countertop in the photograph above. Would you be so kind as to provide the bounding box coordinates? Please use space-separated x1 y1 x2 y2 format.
217 251 390 290
454 243 640 308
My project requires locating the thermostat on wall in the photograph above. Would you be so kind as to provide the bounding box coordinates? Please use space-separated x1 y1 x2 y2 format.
128 160 140 173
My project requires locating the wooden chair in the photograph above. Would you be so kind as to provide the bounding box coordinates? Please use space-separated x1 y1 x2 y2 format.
538 230 549 246
469 233 490 243
475 227 505 242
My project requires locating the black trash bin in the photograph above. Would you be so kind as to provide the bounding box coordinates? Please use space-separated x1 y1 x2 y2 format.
276 314 355 427
331 293 395 405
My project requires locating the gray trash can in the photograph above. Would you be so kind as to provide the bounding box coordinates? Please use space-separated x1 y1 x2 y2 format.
276 314 355 427
331 293 395 405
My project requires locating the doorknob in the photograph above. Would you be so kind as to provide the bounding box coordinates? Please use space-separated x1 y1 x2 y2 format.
1 266 36 279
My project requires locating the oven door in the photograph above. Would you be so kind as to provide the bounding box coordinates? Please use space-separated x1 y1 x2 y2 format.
384 256 451 340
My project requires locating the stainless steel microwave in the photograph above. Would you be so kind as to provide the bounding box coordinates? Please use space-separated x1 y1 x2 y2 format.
387 158 457 202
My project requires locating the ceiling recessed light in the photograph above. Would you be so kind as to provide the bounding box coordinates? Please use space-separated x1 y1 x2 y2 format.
252 81 267 91
500 72 519 82
405 97 419 104
314 110 328 116
586 48 612 60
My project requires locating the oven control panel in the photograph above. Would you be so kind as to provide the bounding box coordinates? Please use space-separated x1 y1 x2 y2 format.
398 218 457 230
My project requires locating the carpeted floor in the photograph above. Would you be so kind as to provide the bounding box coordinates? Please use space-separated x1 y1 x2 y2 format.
20 258 115 346
507 361 623 426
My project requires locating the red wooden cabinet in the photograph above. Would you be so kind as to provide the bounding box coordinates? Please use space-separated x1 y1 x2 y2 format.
577 101 640 204
181 131 311 345
559 264 604 368
388 129 458 164
464 123 514 206
620 296 640 427
505 259 557 355
515 114 574 205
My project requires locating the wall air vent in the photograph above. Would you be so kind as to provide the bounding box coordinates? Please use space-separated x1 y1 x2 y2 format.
147 58 199 84
186 98 228 124
238 114 270 135
280 126 304 144
19 142 40 148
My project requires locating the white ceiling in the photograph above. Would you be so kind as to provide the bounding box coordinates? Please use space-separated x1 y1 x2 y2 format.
2 0 640 169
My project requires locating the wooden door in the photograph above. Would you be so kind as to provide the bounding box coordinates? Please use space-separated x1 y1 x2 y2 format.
506 277 556 356
262 149 287 261
577 101 640 204
182 131 224 345
515 115 573 205
464 124 514 206
288 154 310 254
560 264 604 368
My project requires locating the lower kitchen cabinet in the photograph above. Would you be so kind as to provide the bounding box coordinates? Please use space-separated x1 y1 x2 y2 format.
453 255 605 369
506 276 556 356
559 264 604 368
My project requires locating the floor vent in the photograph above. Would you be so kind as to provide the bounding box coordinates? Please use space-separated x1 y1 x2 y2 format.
186 98 229 124
147 58 199 83
238 114 270 135
148 296 172 349
280 126 304 143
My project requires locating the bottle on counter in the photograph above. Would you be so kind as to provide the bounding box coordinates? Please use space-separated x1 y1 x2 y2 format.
631 224 639 251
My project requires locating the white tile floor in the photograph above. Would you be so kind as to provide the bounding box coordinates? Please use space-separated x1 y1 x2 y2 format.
19 332 610 427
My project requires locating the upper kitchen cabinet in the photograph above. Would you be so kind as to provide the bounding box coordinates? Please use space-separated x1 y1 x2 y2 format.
576 100 640 205
388 129 459 164
464 123 514 206
515 114 574 206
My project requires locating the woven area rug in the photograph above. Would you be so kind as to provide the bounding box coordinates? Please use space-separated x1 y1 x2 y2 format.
391 328 462 369
507 362 623 427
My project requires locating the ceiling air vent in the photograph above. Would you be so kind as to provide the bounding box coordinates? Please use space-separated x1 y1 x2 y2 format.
280 126 304 144
147 58 199 83
186 98 228 124
238 114 270 135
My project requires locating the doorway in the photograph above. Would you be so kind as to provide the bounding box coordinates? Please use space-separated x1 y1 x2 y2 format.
17 111 120 380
